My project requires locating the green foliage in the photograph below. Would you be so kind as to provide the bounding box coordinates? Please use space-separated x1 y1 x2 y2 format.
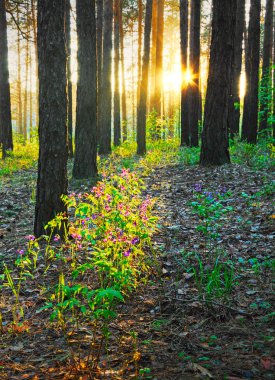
146 110 166 141
0 135 38 177
101 139 200 179
0 169 157 369
191 185 233 248
259 66 273 129
181 250 236 302
230 137 275 170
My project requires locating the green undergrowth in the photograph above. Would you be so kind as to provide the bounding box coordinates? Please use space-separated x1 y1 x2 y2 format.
175 182 275 305
98 139 200 176
230 136 275 171
1 135 274 180
0 169 157 373
0 137 38 178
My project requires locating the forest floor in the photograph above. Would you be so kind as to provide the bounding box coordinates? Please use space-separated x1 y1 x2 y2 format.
0 161 274 379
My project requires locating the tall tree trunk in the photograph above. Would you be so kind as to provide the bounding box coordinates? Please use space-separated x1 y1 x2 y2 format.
242 0 261 144
96 0 103 143
73 0 97 179
189 0 201 147
31 0 38 128
273 11 275 138
150 0 157 111
17 6 23 135
228 0 245 137
200 0 237 166
34 0 68 237
153 0 164 117
29 44 33 140
119 1 127 141
259 0 273 132
131 25 135 135
137 0 153 155
0 0 13 157
65 0 73 157
244 24 249 75
99 0 113 154
114 0 121 146
23 2 30 141
180 0 189 146
137 0 142 106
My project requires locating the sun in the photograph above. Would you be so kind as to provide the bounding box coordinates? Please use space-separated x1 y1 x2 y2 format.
184 69 193 84
162 66 182 92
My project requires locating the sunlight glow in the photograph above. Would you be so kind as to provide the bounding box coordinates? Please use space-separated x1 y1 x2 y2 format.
163 65 182 92
184 69 193 84
240 71 246 98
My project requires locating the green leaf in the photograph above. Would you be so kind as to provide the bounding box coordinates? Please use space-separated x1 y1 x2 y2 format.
36 302 53 313
95 288 124 302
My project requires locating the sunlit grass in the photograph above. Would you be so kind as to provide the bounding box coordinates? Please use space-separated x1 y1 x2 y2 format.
1 134 274 180
99 138 200 177
0 137 38 178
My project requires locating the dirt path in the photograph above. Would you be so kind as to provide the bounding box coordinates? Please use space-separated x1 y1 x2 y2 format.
0 164 274 379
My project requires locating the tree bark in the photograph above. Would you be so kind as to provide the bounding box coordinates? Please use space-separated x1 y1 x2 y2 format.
73 0 97 179
119 1 127 141
65 0 73 158
34 0 68 236
200 0 236 166
17 6 23 135
149 0 157 111
30 0 38 128
273 11 275 138
189 0 201 147
259 0 273 132
114 0 121 146
153 0 164 117
0 0 13 156
242 0 261 144
137 0 153 155
96 0 103 143
180 0 189 146
99 0 113 154
228 0 245 137
29 36 33 140
137 0 142 107
23 2 30 141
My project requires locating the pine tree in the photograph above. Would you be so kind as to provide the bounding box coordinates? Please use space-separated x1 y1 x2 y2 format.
0 0 13 157
228 0 245 137
34 0 68 236
200 0 237 165
114 0 121 146
137 0 153 155
189 0 201 147
242 0 261 143
73 0 98 179
180 0 189 146
99 0 113 154
65 0 73 157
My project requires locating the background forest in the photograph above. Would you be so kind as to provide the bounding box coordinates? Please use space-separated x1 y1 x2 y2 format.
0 0 274 379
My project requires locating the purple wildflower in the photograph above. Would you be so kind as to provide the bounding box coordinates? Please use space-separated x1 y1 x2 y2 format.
25 235 35 241
124 249 132 257
17 249 25 256
131 237 139 245
194 183 202 192
54 235 60 242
